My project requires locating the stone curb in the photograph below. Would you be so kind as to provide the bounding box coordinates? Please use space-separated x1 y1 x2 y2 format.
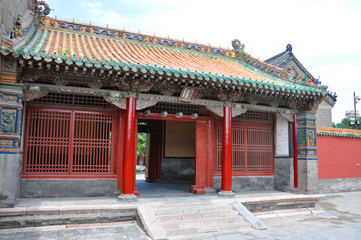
232 201 268 230
138 205 167 240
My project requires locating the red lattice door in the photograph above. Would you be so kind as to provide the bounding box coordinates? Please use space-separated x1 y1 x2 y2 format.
217 122 273 175
23 109 115 176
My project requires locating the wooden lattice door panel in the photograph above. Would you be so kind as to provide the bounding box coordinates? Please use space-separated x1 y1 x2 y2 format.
246 124 273 172
217 122 273 174
232 123 246 172
72 112 113 173
24 109 115 175
25 110 71 173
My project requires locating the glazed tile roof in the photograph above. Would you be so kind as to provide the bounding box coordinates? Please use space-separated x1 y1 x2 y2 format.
317 127 361 138
1 17 326 98
264 44 316 83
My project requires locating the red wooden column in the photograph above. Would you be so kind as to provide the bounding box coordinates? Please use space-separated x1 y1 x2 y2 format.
119 97 137 201
219 106 235 197
146 121 163 182
190 121 207 194
115 112 124 191
205 119 215 190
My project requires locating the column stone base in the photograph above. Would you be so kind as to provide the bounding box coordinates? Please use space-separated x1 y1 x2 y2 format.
218 191 235 198
118 194 137 201
190 185 205 194
298 160 319 194
204 188 217 194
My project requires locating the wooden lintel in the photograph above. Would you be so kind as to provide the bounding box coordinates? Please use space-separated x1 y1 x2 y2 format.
23 83 297 114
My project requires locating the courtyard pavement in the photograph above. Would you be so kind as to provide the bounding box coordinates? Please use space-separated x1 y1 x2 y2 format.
3 174 361 239
211 191 361 240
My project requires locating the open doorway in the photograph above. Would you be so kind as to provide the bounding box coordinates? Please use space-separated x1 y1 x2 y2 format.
136 119 196 197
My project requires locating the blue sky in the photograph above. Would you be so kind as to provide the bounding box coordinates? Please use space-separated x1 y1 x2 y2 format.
46 0 361 123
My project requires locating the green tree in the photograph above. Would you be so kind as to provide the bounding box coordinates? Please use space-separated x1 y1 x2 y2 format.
137 133 146 156
333 117 361 130
335 118 351 129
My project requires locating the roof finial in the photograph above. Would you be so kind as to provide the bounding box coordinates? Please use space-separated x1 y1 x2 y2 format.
286 44 292 52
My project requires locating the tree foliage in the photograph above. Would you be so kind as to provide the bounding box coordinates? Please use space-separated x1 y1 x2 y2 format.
333 117 361 130
137 133 146 156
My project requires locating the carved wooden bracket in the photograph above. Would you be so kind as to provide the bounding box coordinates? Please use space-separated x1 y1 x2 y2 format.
205 105 247 117
270 102 279 108
88 80 102 89
104 96 157 110
23 90 49 101
279 113 294 122
22 68 43 82
232 108 247 117
114 76 154 93
206 105 224 117
248 98 258 105
216 89 245 102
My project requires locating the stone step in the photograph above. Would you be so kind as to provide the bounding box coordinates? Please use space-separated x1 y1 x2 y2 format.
242 196 319 213
157 209 238 222
153 204 233 215
0 221 150 240
167 232 214 240
0 211 137 229
254 207 323 218
0 204 137 217
165 221 251 237
161 215 245 229
150 201 213 209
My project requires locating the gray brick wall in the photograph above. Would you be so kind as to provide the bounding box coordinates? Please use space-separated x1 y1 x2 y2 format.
315 101 333 127
213 176 274 192
0 0 33 37
319 178 361 193
20 179 117 197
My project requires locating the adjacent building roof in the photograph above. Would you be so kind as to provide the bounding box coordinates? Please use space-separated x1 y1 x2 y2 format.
317 127 361 138
1 3 327 101
265 44 337 105
265 44 315 80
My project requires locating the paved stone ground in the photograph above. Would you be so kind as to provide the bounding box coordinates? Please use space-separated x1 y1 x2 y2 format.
3 175 361 240
0 222 151 240
211 191 361 240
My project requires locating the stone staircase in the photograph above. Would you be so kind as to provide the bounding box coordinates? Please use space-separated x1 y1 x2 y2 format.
0 195 321 239
0 205 150 239
0 205 137 229
151 201 252 239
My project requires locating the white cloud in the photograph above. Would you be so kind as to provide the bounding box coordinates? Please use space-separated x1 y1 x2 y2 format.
80 0 128 27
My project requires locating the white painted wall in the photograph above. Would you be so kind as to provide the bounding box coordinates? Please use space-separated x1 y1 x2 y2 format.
275 113 289 157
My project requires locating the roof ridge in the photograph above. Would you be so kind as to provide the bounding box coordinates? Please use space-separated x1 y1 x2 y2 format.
38 24 245 64
43 18 235 59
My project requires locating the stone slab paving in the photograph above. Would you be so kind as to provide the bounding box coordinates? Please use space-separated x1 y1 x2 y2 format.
0 221 150 240
4 186 361 239
208 191 361 240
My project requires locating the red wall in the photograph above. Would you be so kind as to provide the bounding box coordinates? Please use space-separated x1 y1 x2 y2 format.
318 135 361 179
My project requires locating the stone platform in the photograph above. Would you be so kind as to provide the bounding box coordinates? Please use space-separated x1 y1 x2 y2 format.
0 191 323 240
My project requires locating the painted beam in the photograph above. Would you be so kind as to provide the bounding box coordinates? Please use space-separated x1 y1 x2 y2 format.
23 83 297 114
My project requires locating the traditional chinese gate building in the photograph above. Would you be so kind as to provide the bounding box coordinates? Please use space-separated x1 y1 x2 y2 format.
0 2 327 206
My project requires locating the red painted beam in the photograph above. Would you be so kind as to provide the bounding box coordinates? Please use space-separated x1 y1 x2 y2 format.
222 106 232 192
136 112 211 122
292 114 298 188
122 97 137 195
